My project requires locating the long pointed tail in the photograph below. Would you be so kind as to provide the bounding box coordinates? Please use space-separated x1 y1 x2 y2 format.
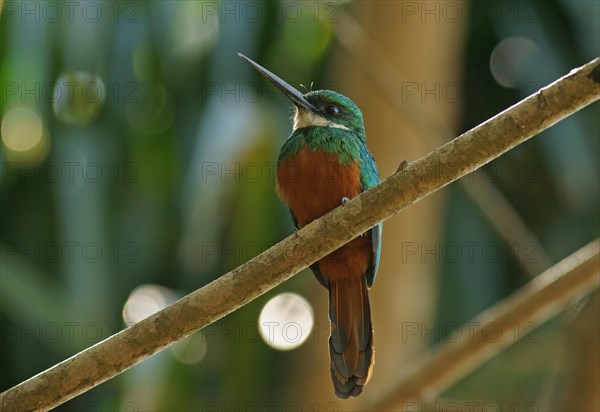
328 278 374 399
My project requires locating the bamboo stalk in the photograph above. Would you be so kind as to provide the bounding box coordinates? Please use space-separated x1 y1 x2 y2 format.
334 10 554 276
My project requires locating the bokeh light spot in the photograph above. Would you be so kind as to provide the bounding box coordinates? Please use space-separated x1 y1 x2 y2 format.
1 107 50 162
170 332 207 365
53 71 106 125
259 293 314 351
122 284 178 325
1 107 43 152
490 36 539 88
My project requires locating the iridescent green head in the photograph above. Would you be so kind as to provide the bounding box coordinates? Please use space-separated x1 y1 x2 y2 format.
239 53 366 141
294 90 366 141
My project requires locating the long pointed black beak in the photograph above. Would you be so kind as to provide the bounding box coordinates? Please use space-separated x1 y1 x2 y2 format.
238 53 319 113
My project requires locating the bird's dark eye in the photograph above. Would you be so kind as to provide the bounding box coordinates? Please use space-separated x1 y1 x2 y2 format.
325 105 340 116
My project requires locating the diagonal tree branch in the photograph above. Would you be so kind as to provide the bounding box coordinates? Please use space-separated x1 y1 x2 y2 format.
1 58 599 411
372 239 599 410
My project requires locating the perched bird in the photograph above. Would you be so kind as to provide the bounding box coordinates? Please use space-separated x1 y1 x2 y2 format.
239 53 382 399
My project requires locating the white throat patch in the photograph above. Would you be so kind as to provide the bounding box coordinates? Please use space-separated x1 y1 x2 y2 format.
293 109 351 132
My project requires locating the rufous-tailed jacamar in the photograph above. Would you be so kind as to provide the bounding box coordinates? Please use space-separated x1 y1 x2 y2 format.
239 53 382 399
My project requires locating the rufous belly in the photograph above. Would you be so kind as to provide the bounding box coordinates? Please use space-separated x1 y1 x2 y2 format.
277 147 372 281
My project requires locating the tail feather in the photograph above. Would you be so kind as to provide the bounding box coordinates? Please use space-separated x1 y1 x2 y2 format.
328 278 374 399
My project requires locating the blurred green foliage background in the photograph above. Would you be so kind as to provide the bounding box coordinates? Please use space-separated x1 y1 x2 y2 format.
1 1 598 411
